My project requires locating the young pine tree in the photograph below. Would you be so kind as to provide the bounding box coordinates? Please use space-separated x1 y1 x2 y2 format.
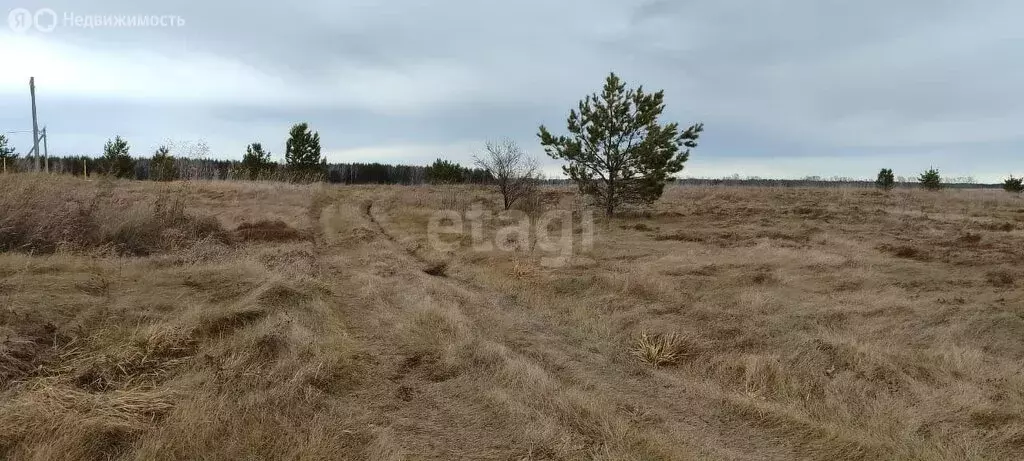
0 134 17 173
426 158 465 184
102 136 136 179
875 168 895 190
918 168 942 191
241 142 273 180
538 72 703 216
1004 175 1024 194
284 123 324 182
150 145 177 181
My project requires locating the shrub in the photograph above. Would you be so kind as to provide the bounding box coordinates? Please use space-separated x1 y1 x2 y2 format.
473 139 539 210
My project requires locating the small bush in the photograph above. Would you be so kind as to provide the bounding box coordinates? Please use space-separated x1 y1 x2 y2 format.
512 186 546 217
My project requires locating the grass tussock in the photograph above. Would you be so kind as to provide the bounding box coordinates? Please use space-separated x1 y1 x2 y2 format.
0 383 177 460
631 331 687 367
231 219 306 243
986 269 1015 287
880 243 924 259
423 261 448 277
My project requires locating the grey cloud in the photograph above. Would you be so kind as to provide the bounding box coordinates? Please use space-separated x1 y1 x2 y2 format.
4 0 1023 180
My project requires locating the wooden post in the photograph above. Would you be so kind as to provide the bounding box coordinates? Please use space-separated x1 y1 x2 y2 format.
42 127 49 173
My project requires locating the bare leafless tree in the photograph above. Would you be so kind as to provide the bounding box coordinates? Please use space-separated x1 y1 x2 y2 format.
473 139 539 210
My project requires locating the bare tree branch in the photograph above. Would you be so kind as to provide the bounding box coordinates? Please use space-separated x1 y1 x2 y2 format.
473 139 540 210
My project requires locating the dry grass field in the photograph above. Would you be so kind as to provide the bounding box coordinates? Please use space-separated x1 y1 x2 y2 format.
1 174 1023 460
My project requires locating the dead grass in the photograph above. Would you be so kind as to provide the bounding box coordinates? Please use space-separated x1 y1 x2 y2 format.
0 174 227 255
1 176 1023 459
231 219 306 243
986 269 1016 287
631 331 687 367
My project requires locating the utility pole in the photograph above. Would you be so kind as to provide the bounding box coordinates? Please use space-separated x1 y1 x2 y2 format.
30 77 40 172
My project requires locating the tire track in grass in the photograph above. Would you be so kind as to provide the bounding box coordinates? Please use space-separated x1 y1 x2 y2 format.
354 199 699 459
357 196 902 461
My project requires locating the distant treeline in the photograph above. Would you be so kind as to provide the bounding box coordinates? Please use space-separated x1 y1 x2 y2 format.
670 178 1005 189
2 156 493 184
1 156 1006 188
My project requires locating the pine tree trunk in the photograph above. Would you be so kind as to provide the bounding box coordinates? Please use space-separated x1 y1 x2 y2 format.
606 179 615 217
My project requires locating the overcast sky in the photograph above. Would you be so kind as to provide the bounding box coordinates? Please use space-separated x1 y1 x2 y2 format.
2 0 1022 181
